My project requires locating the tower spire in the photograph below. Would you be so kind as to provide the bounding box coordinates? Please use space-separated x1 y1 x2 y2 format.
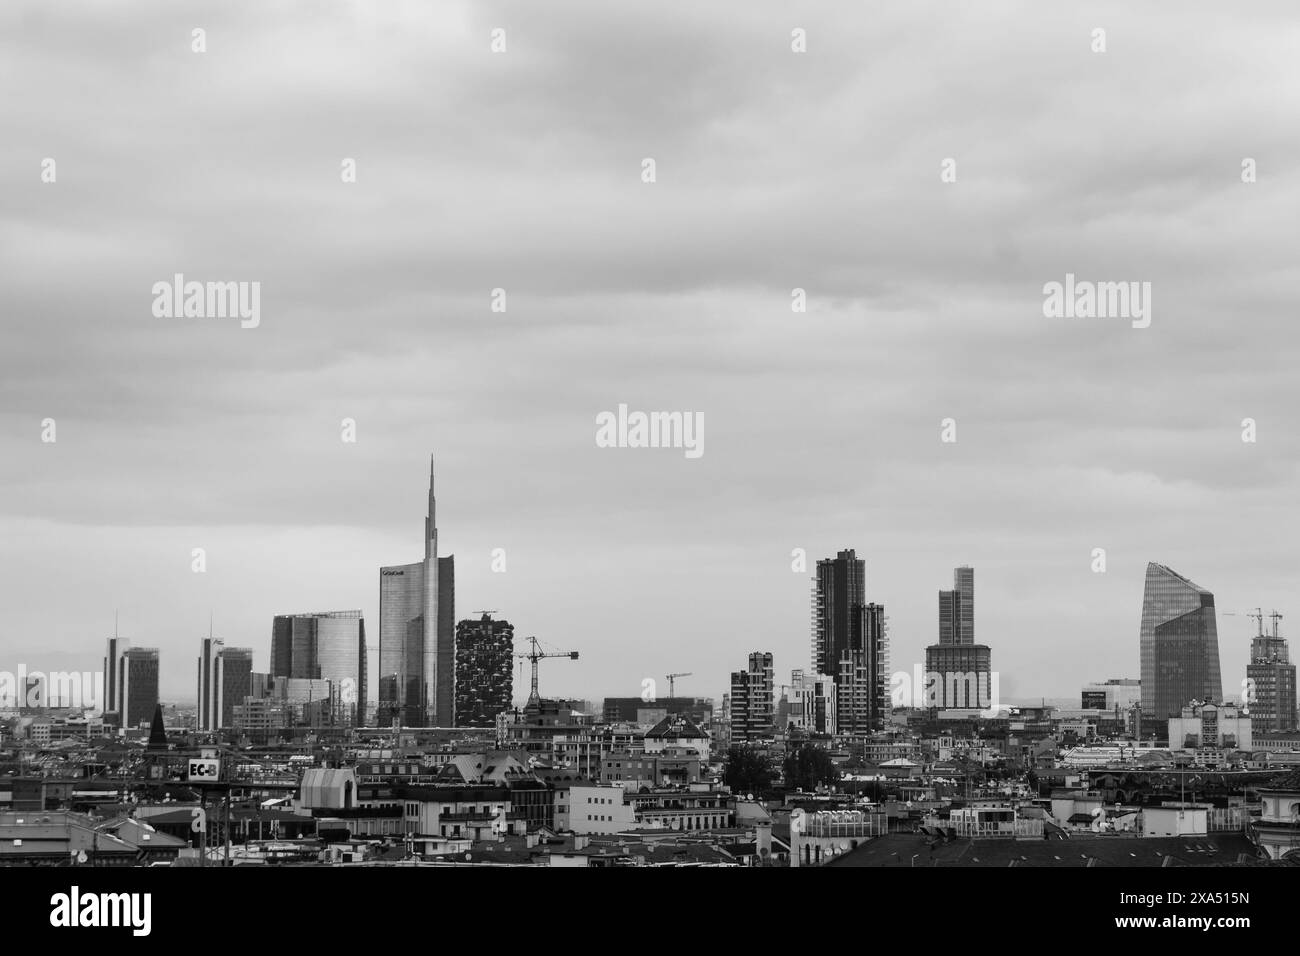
426 453 437 559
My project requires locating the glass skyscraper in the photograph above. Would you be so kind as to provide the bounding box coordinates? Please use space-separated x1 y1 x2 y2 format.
270 610 367 725
1139 563 1223 720
379 457 455 727
121 647 159 728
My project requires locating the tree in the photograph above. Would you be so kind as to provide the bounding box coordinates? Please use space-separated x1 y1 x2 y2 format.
722 746 774 796
782 742 840 792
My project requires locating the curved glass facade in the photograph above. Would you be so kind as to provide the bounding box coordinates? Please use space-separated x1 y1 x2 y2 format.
1139 563 1223 719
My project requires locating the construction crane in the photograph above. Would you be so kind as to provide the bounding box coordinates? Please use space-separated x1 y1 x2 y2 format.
1247 608 1265 637
471 610 498 620
517 636 579 705
666 672 692 696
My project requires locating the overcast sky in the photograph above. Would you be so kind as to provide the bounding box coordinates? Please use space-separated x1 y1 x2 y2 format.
3 1 1298 707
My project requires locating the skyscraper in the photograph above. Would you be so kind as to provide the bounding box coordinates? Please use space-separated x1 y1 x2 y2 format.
812 550 890 730
729 651 775 742
103 633 128 723
1139 563 1223 720
196 635 222 732
379 456 455 727
271 610 367 725
216 647 254 729
938 566 974 645
454 613 515 727
120 647 159 728
925 566 992 709
812 550 865 676
1246 611 1297 734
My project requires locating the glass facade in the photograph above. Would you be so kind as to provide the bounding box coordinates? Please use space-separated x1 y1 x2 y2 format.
378 460 455 727
379 562 425 726
272 611 367 724
1139 563 1223 719
217 648 253 729
122 647 159 728
938 566 974 646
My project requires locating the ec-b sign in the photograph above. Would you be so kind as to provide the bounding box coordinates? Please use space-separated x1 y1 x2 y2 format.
187 758 221 782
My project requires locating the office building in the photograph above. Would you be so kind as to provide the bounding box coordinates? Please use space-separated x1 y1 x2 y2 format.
271 610 367 725
196 635 223 732
1139 563 1223 720
729 652 774 742
1081 678 1142 711
925 566 993 709
103 634 128 723
1247 611 1297 734
217 647 254 730
120 647 159 728
379 456 455 727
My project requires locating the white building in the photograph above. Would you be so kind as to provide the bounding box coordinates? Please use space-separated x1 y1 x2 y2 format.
1167 701 1252 751
557 784 636 835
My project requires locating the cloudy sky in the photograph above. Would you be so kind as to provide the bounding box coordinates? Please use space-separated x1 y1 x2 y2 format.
3 1 1298 707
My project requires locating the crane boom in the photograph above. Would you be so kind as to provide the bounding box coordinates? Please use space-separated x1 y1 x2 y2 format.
517 636 579 704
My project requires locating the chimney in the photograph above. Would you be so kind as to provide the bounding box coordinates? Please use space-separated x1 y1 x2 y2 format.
574 834 589 851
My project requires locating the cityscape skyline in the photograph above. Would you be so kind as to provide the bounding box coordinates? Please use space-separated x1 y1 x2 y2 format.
8 457 1292 724
7 460 1295 712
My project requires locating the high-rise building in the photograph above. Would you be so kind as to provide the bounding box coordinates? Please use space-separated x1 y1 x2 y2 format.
729 652 774 742
1139 563 1223 719
938 566 975 645
1247 611 1297 734
196 635 223 732
216 647 254 730
120 647 159 728
811 550 890 731
925 566 992 709
270 610 367 725
379 457 455 727
103 634 129 723
454 613 515 727
812 550 865 675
